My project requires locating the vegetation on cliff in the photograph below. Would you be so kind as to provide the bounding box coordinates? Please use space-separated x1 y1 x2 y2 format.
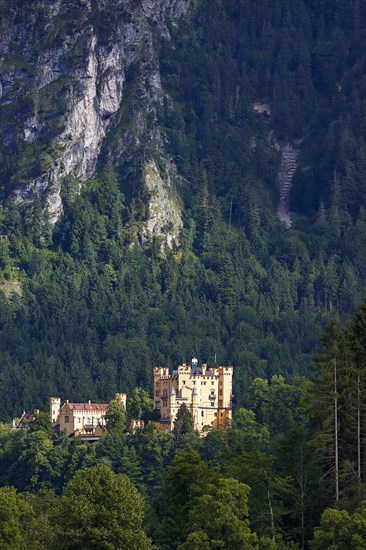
1 0 366 546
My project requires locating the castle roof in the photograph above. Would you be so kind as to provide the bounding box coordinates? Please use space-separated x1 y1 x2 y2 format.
67 403 108 411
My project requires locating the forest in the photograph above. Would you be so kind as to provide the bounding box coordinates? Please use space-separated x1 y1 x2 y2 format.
1 0 366 419
2 304 366 548
1 0 366 547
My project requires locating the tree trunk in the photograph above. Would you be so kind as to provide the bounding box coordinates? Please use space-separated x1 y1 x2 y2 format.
267 487 276 542
358 373 361 481
299 444 306 550
334 358 339 506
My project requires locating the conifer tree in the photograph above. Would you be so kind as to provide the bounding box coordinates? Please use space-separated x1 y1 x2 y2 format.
173 403 194 447
345 303 366 502
312 319 349 507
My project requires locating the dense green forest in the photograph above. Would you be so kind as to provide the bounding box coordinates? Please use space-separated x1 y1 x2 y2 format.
1 0 366 419
2 303 366 548
1 0 366 546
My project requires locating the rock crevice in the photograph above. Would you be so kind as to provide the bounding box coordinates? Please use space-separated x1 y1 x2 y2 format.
0 0 192 247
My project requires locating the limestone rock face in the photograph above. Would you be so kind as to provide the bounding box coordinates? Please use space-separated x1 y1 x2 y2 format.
142 160 182 248
0 0 191 245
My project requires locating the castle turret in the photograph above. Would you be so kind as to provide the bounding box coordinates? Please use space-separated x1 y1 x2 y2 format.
154 359 233 434
169 386 176 405
49 397 61 424
169 386 176 430
114 393 127 408
191 386 199 429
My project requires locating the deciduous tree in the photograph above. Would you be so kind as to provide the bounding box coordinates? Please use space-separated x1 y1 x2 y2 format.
52 464 153 549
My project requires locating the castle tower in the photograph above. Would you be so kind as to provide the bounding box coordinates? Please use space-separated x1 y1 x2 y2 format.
169 386 176 430
153 360 233 433
218 366 233 427
49 397 61 424
191 386 199 430
169 386 176 407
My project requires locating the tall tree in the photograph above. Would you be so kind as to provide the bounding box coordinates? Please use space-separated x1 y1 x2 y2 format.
0 487 22 550
345 302 366 503
173 403 194 447
52 464 153 549
312 319 349 507
179 477 258 550
312 502 366 550
105 397 127 433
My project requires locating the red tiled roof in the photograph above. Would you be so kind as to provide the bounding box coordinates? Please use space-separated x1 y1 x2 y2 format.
68 403 108 411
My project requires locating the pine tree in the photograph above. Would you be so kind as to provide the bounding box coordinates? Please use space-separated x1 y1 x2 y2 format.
173 403 194 447
346 303 366 502
312 319 349 507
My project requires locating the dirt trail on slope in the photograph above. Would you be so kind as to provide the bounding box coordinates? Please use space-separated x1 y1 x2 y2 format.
276 144 299 228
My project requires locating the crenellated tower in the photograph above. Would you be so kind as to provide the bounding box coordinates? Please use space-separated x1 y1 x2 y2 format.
153 359 233 432
49 397 61 424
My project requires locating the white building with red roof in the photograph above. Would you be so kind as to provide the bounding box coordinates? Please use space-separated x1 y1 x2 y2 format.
50 393 126 438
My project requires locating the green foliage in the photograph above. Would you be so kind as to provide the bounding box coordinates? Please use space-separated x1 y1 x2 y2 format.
0 487 22 550
132 424 173 494
127 387 153 422
27 412 54 437
1 1 366 546
105 398 127 433
157 449 217 547
19 491 56 550
2 303 366 548
172 403 194 447
231 408 269 451
312 502 366 550
179 477 258 550
52 464 153 550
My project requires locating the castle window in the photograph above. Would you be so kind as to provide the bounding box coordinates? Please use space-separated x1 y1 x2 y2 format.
211 382 215 385
64 416 69 424
210 401 215 407
155 391 160 397
219 390 223 396
77 417 81 424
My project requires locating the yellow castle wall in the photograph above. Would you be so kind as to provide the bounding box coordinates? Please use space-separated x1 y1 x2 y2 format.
153 363 233 432
55 403 106 437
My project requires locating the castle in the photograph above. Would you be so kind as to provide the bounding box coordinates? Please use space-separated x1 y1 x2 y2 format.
15 361 233 437
49 393 127 438
153 358 233 432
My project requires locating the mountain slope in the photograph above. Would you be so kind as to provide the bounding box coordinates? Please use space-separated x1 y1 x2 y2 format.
0 0 366 420
0 0 190 243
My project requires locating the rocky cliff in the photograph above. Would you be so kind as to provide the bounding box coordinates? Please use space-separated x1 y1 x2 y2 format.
0 0 190 245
